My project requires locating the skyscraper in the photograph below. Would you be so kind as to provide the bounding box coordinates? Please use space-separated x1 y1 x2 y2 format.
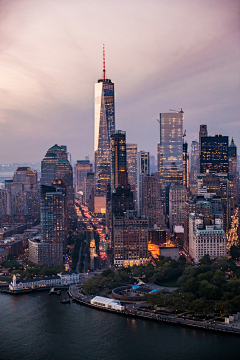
190 139 199 186
55 159 75 222
75 160 92 195
142 174 164 228
159 111 183 207
228 137 238 213
126 144 137 200
183 142 189 192
41 144 68 186
136 151 150 215
200 135 229 174
199 125 208 156
111 130 128 191
94 46 115 209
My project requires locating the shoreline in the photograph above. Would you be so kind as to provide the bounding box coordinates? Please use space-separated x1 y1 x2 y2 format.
68 285 240 337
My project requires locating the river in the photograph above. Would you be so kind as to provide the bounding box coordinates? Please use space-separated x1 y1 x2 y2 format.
0 291 239 360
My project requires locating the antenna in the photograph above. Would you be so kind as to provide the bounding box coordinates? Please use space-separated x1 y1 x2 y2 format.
195 133 196 142
103 44 106 81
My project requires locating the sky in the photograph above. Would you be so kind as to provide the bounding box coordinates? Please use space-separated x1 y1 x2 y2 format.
0 0 239 164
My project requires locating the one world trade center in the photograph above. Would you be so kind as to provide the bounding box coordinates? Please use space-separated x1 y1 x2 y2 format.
94 46 115 212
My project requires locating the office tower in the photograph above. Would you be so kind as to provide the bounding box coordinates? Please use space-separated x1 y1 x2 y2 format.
169 185 187 232
228 138 238 214
183 142 189 192
136 151 150 215
83 172 95 209
157 142 160 172
190 139 199 192
198 172 230 230
189 213 226 262
0 189 7 220
113 211 148 267
94 47 115 210
150 155 157 174
200 135 229 174
41 144 68 186
126 143 137 201
199 125 208 156
111 130 128 191
29 183 66 265
112 187 134 216
6 167 40 222
159 111 183 208
55 159 75 222
76 160 92 195
142 174 164 228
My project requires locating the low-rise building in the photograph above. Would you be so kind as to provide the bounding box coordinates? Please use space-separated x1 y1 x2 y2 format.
9 271 80 291
91 296 125 311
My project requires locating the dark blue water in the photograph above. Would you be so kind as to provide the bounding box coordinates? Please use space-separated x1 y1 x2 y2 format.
0 291 240 360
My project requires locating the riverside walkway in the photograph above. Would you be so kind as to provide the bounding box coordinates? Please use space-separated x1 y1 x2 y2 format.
69 284 240 336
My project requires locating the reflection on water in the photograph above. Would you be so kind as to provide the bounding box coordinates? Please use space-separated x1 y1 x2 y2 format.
0 291 239 360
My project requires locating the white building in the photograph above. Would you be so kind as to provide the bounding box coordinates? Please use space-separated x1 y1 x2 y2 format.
9 271 80 291
91 296 125 311
189 213 227 263
169 185 187 232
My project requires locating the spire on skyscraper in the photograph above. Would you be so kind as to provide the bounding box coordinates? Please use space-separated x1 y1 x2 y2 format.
103 44 106 81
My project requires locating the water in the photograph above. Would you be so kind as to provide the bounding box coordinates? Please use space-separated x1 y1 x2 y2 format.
0 291 240 360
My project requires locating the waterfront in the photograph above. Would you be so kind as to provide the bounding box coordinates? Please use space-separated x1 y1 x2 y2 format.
1 292 240 360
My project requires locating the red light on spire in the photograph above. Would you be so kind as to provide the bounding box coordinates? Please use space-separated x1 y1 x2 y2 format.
103 44 106 81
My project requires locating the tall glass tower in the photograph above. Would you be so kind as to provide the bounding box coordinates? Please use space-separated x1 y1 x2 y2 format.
159 111 183 207
94 46 115 200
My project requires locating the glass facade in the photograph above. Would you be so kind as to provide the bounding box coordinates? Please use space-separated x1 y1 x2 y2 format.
200 135 229 174
111 130 128 191
94 79 115 197
190 140 199 184
126 144 137 200
159 112 183 204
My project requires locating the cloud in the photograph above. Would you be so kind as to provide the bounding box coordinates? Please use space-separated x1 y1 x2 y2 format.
0 0 239 163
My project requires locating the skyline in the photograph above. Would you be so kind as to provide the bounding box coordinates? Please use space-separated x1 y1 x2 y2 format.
0 0 239 163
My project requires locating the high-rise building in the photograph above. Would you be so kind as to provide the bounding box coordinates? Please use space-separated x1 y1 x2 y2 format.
169 185 187 232
198 172 230 231
183 194 224 252
6 167 40 222
157 142 160 172
150 155 157 174
183 142 189 192
55 159 75 222
200 135 229 174
228 138 238 214
83 172 95 210
41 144 68 186
126 144 137 201
159 111 183 208
113 211 148 267
111 130 128 191
75 160 92 195
189 213 226 262
94 47 115 210
136 151 150 215
142 174 164 228
29 182 66 266
199 125 208 156
190 139 199 191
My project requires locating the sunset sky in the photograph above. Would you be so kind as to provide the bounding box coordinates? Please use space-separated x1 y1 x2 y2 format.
0 0 239 164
